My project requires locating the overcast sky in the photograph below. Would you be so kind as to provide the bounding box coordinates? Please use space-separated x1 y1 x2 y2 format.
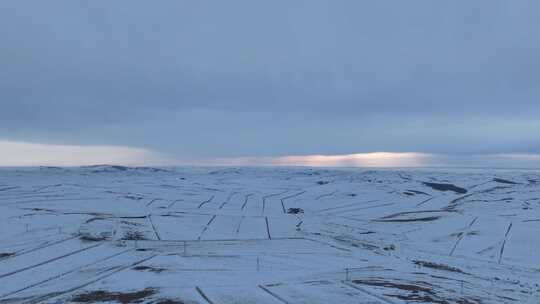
1 1 539 166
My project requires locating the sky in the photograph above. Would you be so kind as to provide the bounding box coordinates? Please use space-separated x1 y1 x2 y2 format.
1 1 539 167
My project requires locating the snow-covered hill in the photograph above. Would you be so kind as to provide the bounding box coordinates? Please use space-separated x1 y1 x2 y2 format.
1 166 539 303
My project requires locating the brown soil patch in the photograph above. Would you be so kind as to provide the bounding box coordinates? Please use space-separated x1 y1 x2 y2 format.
423 182 467 194
413 260 468 274
0 252 15 259
71 288 156 303
132 265 166 273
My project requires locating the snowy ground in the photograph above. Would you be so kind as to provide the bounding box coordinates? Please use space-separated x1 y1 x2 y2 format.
1 166 540 303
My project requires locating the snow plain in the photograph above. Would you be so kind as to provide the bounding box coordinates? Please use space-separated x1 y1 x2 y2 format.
1 166 540 303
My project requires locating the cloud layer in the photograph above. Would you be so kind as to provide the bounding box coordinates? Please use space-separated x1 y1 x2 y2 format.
0 141 167 166
194 153 540 168
1 1 539 162
2 140 539 168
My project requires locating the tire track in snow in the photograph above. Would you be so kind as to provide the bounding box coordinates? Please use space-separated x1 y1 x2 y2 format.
167 199 183 208
280 190 306 213
416 197 434 207
146 198 162 207
198 215 217 240
341 281 396 304
33 184 63 193
219 191 238 209
195 286 216 304
0 235 79 262
281 190 306 201
0 243 102 279
198 195 215 209
498 222 513 264
241 193 253 210
262 190 289 214
0 186 20 192
258 285 290 304
235 216 245 234
315 190 338 200
450 216 478 256
24 254 158 304
265 217 272 240
0 249 133 299
147 214 161 240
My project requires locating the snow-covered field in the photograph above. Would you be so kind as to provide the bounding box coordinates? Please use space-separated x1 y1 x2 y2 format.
1 166 540 303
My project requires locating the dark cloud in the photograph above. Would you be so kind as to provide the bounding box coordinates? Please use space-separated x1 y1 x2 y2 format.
1 1 539 158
